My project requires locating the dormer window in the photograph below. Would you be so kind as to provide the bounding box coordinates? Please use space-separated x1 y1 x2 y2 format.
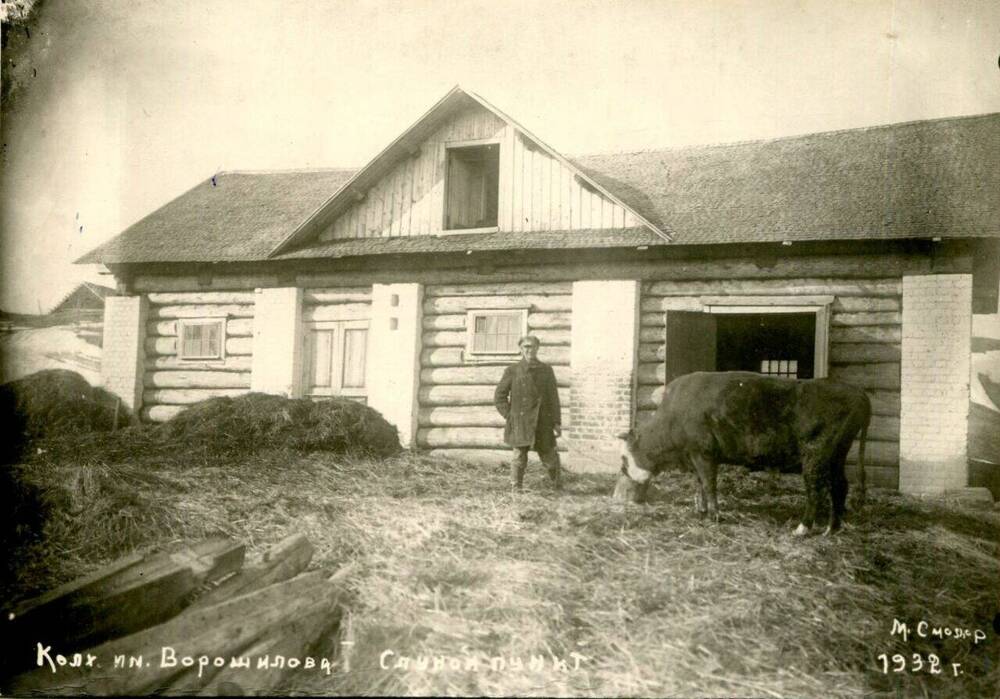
444 143 499 231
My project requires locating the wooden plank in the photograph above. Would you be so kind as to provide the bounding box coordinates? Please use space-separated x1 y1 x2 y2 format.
419 385 570 407
423 328 570 348
133 275 280 293
147 292 255 305
145 356 253 372
418 427 570 450
830 326 902 344
829 363 901 390
832 297 901 312
829 343 901 363
830 311 902 327
145 388 249 405
645 278 902 297
421 364 571 387
424 448 515 464
190 534 314 610
148 318 253 338
144 371 251 389
144 336 252 357
149 304 254 320
424 294 572 314
9 571 341 696
420 345 570 367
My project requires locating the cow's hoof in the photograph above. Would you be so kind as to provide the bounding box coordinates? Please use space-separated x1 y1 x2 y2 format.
822 525 841 537
793 523 810 537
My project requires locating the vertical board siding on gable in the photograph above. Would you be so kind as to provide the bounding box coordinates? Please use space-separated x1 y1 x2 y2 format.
635 276 903 486
319 104 639 240
416 282 572 451
140 291 256 422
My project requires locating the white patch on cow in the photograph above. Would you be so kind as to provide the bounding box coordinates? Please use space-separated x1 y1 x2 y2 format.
793 523 810 537
619 441 651 483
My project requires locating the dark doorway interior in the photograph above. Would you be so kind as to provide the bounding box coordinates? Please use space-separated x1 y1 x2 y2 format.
715 313 816 379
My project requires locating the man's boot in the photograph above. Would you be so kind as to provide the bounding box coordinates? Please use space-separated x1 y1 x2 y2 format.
510 455 526 493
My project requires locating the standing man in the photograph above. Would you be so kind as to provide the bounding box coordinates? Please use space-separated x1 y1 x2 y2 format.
494 335 563 492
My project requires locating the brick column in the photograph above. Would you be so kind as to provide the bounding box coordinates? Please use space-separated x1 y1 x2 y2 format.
366 284 422 447
899 274 972 494
101 295 148 417
567 280 640 472
250 287 302 397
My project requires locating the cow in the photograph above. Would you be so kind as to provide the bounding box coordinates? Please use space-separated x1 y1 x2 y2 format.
613 371 871 536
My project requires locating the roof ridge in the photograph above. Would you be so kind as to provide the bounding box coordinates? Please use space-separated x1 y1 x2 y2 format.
570 111 1000 160
217 166 360 176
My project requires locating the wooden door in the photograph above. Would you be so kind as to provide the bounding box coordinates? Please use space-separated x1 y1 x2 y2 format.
302 320 369 402
664 311 717 385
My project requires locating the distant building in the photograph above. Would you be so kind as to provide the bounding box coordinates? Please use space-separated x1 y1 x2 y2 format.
50 282 116 314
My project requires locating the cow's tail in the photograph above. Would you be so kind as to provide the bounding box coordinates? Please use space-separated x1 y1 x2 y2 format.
854 411 870 508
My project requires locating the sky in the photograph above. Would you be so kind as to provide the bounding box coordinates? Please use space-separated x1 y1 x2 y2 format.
1 0 999 314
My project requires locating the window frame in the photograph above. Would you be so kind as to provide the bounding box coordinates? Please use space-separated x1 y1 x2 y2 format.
176 317 227 361
441 138 502 235
464 308 528 361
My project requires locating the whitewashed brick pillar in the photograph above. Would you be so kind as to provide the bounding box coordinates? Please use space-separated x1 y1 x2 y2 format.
899 274 973 493
251 287 303 397
567 280 640 472
101 295 148 417
367 283 423 448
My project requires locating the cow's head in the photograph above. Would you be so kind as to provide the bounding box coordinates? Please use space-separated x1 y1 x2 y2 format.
612 429 653 504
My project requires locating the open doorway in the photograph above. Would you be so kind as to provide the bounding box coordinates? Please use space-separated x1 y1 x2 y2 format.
663 303 829 385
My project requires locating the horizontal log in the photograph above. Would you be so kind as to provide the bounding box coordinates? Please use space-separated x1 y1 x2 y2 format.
832 297 900 312
421 346 570 367
145 388 249 405
848 439 899 467
830 311 901 327
419 406 506 428
637 362 664 385
645 278 902 297
829 363 901 390
637 385 665 410
142 405 186 422
147 292 254 305
421 365 571 387
426 282 572 297
417 427 569 451
149 304 254 319
830 326 901 344
421 448 517 464
133 275 280 292
638 343 664 363
302 288 371 304
302 303 371 322
639 297 703 313
868 415 900 442
829 343 901 363
640 327 665 343
424 294 572 314
148 318 253 337
145 356 253 372
422 311 570 331
867 390 900 417
419 384 571 407
423 328 570 348
845 464 898 490
145 337 252 356
143 371 251 389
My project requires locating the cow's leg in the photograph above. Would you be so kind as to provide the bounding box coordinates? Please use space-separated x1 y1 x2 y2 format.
690 454 719 522
694 480 708 518
826 458 850 535
795 457 827 536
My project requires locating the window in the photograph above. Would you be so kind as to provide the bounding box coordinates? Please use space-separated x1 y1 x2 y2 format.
465 309 527 359
302 320 369 401
760 359 799 378
445 143 499 231
177 319 226 360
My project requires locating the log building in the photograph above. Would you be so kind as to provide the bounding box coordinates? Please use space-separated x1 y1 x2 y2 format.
80 87 1000 494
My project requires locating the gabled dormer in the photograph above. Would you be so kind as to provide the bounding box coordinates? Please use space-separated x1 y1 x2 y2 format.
270 87 668 256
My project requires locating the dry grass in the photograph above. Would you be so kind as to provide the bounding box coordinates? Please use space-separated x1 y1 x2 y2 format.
6 447 999 698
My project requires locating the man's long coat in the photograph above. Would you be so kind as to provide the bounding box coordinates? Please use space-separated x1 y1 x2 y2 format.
494 360 561 450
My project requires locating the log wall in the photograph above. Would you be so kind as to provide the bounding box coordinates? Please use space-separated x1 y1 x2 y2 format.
637 277 903 484
415 282 572 452
141 292 256 422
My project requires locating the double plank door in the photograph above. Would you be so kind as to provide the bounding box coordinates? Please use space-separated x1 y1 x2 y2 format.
302 319 369 402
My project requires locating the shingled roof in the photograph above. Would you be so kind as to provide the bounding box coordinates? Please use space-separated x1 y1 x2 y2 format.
78 112 1000 265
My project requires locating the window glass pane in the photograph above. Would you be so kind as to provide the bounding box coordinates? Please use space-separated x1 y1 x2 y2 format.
470 312 522 354
342 329 367 388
